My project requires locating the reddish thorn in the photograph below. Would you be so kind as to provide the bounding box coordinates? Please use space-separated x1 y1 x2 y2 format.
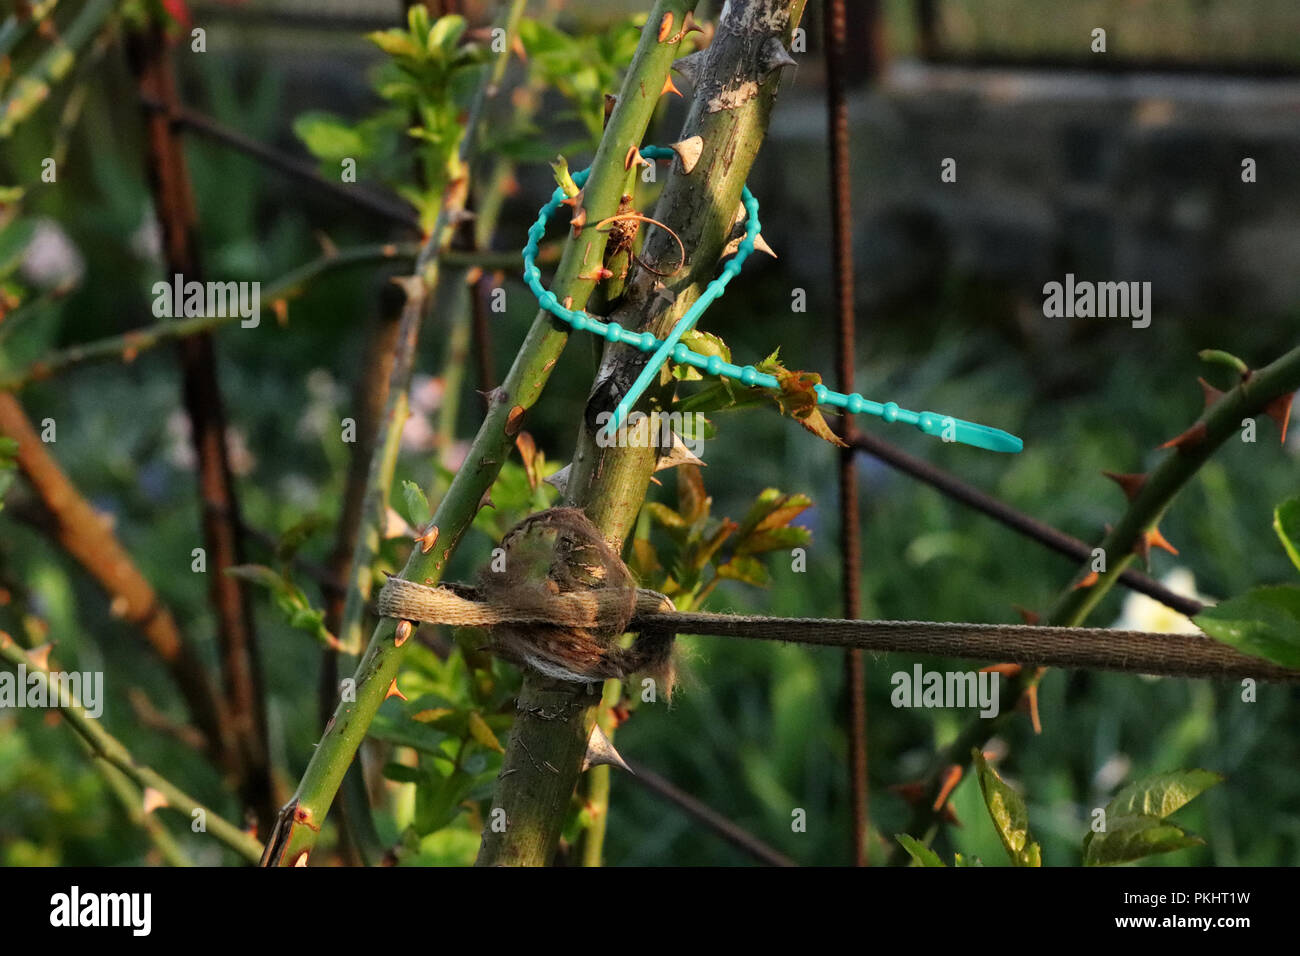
1158 420 1208 452
415 525 440 555
1101 470 1147 502
980 662 1022 677
934 764 963 812
1264 391 1295 444
569 206 587 237
1022 683 1043 734
661 75 683 98
1197 376 1225 410
1012 605 1040 626
1075 570 1100 589
1144 525 1179 557
385 678 407 702
26 643 53 670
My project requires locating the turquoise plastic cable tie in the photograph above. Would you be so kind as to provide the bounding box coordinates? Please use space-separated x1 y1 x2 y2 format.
521 145 1024 455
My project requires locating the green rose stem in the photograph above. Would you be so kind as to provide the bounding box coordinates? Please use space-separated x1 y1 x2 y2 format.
0 633 263 863
891 342 1300 863
476 0 807 868
261 0 697 867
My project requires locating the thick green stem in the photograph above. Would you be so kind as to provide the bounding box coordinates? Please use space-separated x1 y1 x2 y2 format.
476 0 806 868
0 634 263 863
262 0 695 866
890 342 1300 863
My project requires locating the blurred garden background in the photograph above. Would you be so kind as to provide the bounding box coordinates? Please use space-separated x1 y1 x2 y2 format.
1 0 1298 866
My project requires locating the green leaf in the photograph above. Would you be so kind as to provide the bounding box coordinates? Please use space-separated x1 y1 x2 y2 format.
674 331 732 381
293 112 368 164
895 834 946 867
381 763 423 784
427 15 467 57
735 525 810 557
1274 498 1300 574
0 218 36 278
467 711 504 754
276 514 327 565
973 749 1041 867
402 480 433 530
367 28 423 60
1083 815 1204 866
226 564 287 592
1195 585 1300 669
715 555 770 587
1105 769 1223 820
0 434 17 508
645 501 688 530
406 4 431 43
414 764 474 835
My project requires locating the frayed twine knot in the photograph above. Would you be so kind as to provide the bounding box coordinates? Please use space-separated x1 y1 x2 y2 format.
376 508 678 696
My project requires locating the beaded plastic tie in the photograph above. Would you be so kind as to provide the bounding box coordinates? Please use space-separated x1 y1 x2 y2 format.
521 145 1023 454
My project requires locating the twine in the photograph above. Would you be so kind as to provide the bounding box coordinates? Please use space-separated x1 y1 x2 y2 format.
377 516 1298 684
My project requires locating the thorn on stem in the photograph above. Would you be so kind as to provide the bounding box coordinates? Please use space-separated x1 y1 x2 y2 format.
414 524 440 554
1012 605 1040 626
1264 391 1294 443
1197 376 1225 409
1102 470 1147 502
934 764 963 812
142 787 169 815
1135 525 1179 562
1158 420 1208 452
670 135 703 174
980 663 1022 677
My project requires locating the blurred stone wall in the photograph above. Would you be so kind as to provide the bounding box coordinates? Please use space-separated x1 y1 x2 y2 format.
761 63 1300 321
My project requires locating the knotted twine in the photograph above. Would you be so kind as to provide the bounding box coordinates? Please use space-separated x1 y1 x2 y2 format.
378 509 678 690
376 509 1300 685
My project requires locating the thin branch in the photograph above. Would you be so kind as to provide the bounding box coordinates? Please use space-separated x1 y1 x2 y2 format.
824 0 868 867
0 633 263 863
138 97 422 231
0 393 233 766
128 19 274 830
0 243 422 391
89 746 195 867
889 343 1300 861
261 0 539 867
625 761 797 866
850 430 1204 618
